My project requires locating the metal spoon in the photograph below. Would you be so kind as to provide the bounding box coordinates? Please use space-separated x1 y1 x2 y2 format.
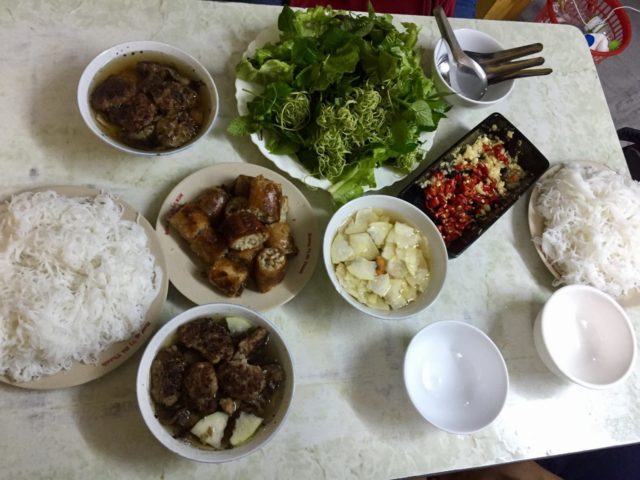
488 67 553 84
433 6 488 100
436 54 552 85
466 43 544 66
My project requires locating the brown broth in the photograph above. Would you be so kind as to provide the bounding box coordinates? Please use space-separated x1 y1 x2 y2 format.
151 316 285 450
89 51 211 151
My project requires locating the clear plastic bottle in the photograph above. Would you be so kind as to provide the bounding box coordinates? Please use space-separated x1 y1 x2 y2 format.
551 1 613 51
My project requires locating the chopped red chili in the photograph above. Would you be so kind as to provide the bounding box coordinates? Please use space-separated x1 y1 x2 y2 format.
420 136 524 244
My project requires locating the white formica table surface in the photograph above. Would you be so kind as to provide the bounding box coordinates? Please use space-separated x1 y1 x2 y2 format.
1 1 638 479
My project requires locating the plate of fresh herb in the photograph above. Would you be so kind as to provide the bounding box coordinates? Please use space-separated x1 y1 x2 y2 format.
230 5 448 204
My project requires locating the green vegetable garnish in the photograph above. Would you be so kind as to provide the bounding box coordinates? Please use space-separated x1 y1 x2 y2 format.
230 5 449 203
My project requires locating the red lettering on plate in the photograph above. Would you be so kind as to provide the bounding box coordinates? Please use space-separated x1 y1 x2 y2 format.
298 233 312 274
101 321 152 366
164 192 184 234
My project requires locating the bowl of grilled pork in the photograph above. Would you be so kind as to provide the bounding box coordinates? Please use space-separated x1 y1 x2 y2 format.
136 303 294 462
77 41 218 155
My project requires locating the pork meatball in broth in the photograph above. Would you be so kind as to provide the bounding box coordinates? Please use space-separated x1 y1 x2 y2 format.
149 316 285 450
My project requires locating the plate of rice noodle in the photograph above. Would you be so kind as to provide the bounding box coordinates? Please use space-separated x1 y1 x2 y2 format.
529 162 640 307
0 186 168 389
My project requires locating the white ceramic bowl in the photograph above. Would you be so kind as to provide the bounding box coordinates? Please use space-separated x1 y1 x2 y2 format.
404 321 509 434
431 28 514 109
533 285 637 389
136 303 294 463
323 195 447 320
78 41 219 156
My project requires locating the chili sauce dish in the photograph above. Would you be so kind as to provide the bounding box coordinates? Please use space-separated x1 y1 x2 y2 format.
400 112 549 258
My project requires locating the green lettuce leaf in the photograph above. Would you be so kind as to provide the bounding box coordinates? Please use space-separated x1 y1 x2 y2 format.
232 4 450 204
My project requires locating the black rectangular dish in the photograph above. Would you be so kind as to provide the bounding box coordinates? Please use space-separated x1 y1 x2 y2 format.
399 112 550 258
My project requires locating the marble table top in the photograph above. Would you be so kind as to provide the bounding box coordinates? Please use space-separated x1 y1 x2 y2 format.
0 1 637 479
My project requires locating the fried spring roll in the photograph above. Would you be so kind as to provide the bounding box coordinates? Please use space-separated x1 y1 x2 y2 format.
265 223 298 257
248 175 282 224
227 245 262 267
279 195 289 223
254 247 287 293
224 196 249 218
220 211 268 251
168 204 209 242
194 187 230 223
189 227 228 265
230 175 254 197
207 257 249 297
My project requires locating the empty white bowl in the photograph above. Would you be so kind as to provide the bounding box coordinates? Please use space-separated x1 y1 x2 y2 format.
78 40 219 156
323 195 447 320
432 28 514 109
533 285 637 389
136 303 294 462
404 321 509 434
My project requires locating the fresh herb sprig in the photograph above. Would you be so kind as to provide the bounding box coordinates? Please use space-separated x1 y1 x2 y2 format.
229 5 448 203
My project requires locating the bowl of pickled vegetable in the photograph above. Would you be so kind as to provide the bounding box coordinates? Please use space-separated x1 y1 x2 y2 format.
323 195 447 319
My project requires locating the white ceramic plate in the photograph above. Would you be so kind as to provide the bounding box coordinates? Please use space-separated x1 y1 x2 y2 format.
404 321 509 434
528 162 640 307
235 27 435 191
156 163 319 310
0 186 169 390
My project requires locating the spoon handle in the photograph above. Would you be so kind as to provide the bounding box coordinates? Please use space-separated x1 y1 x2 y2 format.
485 57 545 78
489 68 553 84
469 43 544 66
433 6 465 62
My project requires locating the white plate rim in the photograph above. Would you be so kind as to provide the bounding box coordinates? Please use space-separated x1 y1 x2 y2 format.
0 185 169 390
234 26 435 192
528 161 640 306
155 163 320 310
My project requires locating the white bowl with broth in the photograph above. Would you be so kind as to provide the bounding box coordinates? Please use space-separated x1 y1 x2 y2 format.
136 303 294 463
77 40 219 156
323 195 447 320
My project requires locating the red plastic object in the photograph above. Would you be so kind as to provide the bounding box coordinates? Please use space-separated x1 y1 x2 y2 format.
535 0 632 63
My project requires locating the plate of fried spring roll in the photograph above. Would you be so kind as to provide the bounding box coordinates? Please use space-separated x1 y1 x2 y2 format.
156 163 320 310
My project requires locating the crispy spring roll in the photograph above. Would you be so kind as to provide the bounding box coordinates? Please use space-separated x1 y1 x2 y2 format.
279 195 289 223
248 175 282 224
189 227 228 265
265 222 298 257
224 196 249 218
227 245 262 267
194 187 230 223
168 204 209 242
207 257 249 297
220 211 268 251
254 247 287 293
230 175 254 197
